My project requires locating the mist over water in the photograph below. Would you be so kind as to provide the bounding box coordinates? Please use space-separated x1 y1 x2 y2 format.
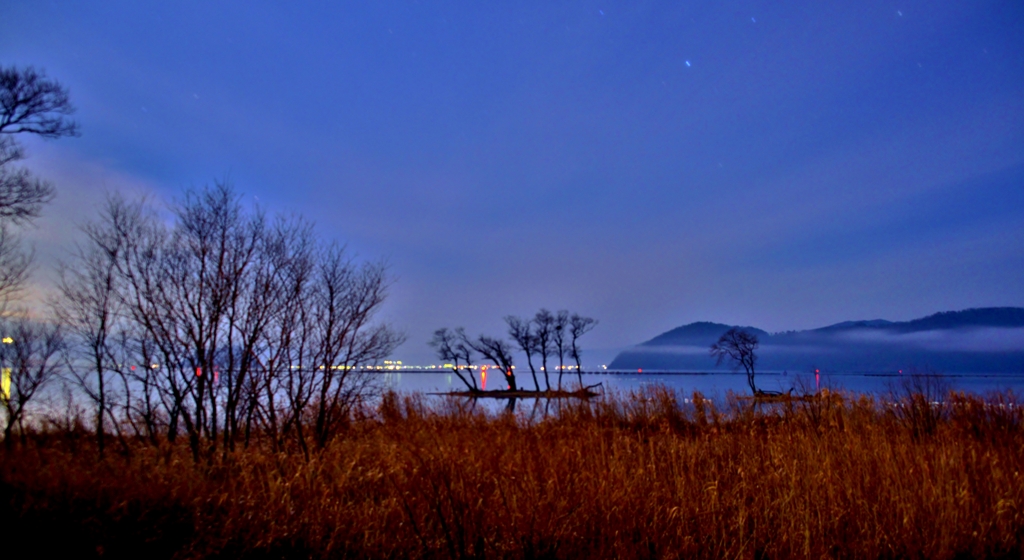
611 311 1024 374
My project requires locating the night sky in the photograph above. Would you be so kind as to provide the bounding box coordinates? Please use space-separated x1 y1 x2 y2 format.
3 1 1023 365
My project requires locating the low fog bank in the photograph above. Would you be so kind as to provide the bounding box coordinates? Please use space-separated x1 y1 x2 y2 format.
610 310 1024 373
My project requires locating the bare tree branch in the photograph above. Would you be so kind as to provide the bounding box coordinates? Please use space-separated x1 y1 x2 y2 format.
0 66 80 138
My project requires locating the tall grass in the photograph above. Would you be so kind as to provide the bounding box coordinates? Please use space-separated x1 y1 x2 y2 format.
2 387 1023 558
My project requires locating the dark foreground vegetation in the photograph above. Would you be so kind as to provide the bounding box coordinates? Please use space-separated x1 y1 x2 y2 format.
3 386 1024 559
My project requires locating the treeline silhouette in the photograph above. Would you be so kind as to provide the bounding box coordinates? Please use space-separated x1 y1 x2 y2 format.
431 309 598 393
2 183 403 460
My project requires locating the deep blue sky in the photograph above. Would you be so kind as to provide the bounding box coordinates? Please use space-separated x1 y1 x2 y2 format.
4 1 1023 364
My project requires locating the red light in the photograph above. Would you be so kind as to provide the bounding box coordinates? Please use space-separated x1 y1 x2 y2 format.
638 368 642 373
196 367 202 377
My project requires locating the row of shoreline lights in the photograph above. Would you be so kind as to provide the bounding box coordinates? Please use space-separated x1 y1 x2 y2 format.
0 348 601 398
380 360 593 371
163 363 602 371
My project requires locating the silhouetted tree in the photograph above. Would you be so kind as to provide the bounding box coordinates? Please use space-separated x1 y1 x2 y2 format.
532 309 555 391
569 313 598 386
437 309 598 397
505 315 541 391
62 183 403 460
52 202 128 457
553 310 569 389
429 327 478 392
0 66 79 306
467 334 517 391
0 319 64 448
310 245 405 449
710 328 760 394
243 216 316 452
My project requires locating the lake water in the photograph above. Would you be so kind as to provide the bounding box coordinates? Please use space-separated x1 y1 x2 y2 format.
379 370 1024 403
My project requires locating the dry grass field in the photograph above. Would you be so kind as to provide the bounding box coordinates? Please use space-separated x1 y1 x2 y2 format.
2 387 1023 559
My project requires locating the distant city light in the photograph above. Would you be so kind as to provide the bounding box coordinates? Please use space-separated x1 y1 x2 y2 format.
1 367 9 401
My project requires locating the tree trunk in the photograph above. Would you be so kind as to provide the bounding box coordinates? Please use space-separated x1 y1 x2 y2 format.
96 362 106 457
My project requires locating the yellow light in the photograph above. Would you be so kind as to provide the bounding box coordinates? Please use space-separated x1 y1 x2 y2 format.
1 337 12 344
1 367 10 402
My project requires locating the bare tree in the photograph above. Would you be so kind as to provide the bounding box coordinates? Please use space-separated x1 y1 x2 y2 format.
100 191 196 451
114 329 160 444
0 319 64 448
552 310 569 389
251 234 317 455
68 183 404 459
73 196 164 444
0 66 79 308
532 309 554 391
98 192 200 447
0 137 53 305
467 334 517 391
244 217 316 452
218 215 312 452
429 327 478 392
569 313 598 387
111 183 262 460
505 315 541 391
710 328 760 394
51 213 126 456
309 245 404 449
435 309 597 398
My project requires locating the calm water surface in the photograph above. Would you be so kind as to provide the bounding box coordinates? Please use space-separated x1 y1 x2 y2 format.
380 370 1024 404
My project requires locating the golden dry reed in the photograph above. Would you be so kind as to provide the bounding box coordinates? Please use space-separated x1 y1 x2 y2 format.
2 387 1023 559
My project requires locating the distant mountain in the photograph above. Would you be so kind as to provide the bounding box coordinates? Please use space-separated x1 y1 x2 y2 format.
812 319 894 333
643 322 768 347
896 308 1024 332
608 307 1024 373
